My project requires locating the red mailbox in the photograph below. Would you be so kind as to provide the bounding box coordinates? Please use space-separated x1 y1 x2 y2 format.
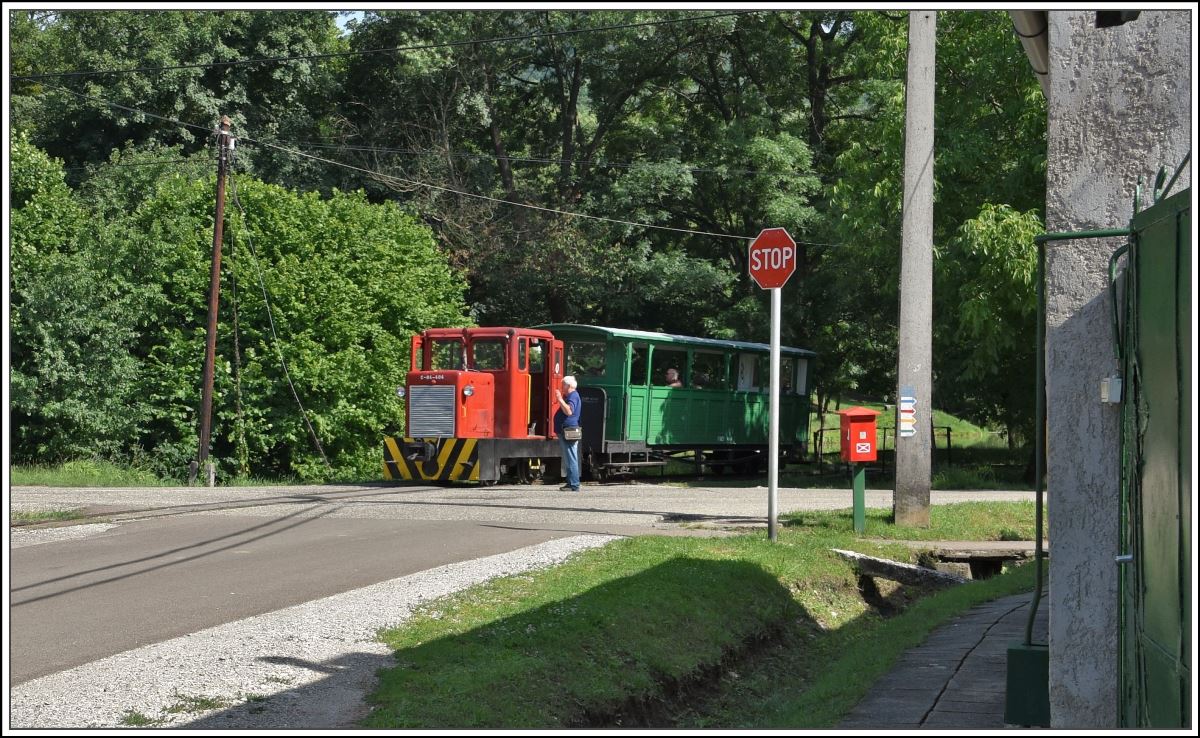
838 406 882 463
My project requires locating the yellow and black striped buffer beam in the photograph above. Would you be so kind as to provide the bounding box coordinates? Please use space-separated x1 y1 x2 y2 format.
383 437 481 482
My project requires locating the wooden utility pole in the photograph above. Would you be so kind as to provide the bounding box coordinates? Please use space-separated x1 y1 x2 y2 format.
895 12 935 526
192 115 234 487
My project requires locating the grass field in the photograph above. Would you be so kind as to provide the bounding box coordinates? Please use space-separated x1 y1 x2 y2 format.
9 459 168 488
363 502 1040 729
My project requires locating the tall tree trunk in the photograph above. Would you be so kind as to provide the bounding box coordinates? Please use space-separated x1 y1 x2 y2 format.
479 58 515 198
559 57 582 201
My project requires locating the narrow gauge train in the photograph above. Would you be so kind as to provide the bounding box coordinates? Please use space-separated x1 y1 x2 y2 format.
383 324 815 484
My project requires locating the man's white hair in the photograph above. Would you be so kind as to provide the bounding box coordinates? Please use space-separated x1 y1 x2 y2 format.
562 375 578 389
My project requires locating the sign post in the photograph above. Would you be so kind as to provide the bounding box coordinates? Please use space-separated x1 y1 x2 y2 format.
852 463 866 533
748 228 798 542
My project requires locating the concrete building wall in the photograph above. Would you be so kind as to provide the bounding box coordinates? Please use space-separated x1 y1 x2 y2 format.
1043 10 1191 728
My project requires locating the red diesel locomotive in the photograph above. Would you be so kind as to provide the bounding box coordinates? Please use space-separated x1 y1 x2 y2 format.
384 326 567 483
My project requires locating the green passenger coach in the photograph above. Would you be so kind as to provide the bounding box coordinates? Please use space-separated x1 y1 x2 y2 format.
538 324 815 479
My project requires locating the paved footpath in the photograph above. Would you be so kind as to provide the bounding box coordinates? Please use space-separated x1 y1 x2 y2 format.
839 589 1049 730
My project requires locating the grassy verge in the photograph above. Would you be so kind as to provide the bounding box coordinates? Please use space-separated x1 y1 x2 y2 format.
9 460 311 488
10 460 167 487
656 461 1032 491
10 508 88 525
684 560 1039 728
364 502 1038 729
783 501 1037 541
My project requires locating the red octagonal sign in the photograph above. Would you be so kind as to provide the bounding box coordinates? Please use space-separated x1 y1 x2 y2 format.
748 227 797 289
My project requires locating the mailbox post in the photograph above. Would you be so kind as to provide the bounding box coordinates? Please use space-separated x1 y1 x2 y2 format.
838 406 882 533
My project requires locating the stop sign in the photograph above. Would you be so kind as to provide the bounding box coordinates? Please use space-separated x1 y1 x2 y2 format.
748 227 797 289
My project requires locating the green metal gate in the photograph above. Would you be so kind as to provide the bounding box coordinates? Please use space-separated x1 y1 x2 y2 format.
1117 180 1191 728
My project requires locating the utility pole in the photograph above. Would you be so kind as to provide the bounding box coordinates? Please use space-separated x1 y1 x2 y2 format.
191 115 234 487
895 12 935 527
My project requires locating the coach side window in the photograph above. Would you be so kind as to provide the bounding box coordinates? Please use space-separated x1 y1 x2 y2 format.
567 341 606 378
691 351 727 390
653 348 687 387
629 343 649 386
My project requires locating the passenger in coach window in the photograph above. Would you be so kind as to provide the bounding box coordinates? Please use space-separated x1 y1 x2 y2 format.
664 368 683 388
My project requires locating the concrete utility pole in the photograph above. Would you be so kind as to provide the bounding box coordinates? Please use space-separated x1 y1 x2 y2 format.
894 11 935 527
192 115 234 487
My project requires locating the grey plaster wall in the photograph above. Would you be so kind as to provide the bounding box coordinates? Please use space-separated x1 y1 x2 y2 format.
1043 10 1191 729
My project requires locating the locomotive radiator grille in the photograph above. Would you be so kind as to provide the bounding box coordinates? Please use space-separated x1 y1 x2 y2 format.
408 385 456 436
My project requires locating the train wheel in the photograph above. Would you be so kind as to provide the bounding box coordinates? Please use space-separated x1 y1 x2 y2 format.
517 459 545 485
586 453 611 483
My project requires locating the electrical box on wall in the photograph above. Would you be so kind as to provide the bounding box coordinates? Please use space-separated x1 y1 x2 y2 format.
1101 375 1123 404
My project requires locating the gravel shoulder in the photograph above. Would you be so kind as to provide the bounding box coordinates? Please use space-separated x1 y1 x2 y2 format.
9 534 619 729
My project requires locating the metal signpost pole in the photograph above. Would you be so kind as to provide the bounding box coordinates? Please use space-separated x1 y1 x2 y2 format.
748 227 796 543
768 286 781 541
852 462 865 533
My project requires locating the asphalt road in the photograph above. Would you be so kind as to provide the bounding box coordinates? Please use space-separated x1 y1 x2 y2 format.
8 482 1035 687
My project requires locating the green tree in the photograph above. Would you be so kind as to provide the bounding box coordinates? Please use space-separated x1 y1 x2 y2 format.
109 173 470 480
939 204 1042 446
826 11 1045 430
10 10 345 189
335 10 825 340
10 134 151 463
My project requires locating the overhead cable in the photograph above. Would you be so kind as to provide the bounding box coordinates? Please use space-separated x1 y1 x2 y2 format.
36 82 839 247
241 134 754 241
285 141 810 178
13 10 756 81
228 171 333 473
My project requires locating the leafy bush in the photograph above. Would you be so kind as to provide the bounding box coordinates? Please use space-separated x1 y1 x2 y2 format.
10 139 469 481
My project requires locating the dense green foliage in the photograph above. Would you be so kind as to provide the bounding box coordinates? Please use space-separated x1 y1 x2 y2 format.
9 9 1046 478
10 134 467 480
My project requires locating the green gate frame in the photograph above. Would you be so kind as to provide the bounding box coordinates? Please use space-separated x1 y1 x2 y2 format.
1116 171 1191 729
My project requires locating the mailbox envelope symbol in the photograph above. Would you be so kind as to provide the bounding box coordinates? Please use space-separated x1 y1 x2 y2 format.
855 442 872 454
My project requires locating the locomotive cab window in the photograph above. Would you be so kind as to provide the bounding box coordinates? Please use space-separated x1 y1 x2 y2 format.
567 342 606 378
471 338 507 370
431 339 466 370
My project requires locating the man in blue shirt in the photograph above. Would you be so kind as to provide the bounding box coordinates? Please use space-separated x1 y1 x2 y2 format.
554 375 582 491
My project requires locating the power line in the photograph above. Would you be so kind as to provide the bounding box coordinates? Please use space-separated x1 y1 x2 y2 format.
12 10 756 81
64 157 195 171
228 171 333 473
35 84 839 248
239 134 754 241
285 141 809 178
37 82 748 240
39 82 221 139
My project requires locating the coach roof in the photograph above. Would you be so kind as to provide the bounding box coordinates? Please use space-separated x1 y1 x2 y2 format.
538 324 816 358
